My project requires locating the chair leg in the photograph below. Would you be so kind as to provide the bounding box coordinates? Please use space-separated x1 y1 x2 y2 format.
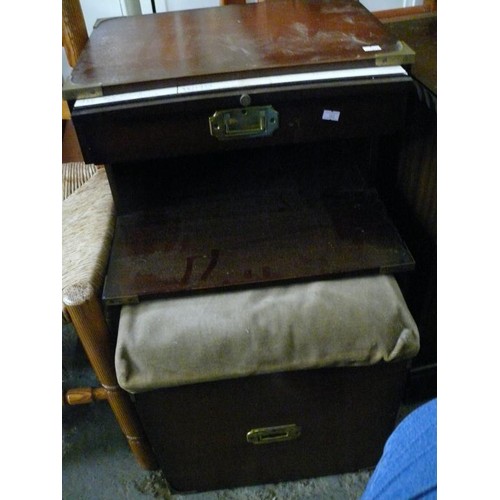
63 283 158 470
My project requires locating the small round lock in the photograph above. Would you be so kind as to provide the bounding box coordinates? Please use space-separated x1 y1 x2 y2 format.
239 93 252 107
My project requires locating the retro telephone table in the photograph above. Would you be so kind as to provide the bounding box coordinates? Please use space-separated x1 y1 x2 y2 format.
64 0 420 492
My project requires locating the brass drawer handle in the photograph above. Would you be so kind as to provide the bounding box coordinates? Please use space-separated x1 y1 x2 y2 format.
209 105 279 140
246 424 301 445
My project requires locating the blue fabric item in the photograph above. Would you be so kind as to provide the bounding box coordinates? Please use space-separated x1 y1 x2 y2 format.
361 398 437 500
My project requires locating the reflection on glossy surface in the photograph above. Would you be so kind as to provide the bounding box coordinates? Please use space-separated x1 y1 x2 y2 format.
70 0 401 90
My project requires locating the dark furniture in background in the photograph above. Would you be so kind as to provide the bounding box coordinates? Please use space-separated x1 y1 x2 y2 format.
382 14 437 400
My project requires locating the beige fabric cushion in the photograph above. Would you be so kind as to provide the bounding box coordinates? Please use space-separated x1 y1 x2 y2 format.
116 275 419 393
62 168 115 318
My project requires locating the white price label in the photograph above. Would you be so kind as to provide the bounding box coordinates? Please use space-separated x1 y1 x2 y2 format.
322 110 341 122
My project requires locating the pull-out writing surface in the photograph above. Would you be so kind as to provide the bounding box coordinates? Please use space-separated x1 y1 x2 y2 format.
103 189 414 304
102 144 414 305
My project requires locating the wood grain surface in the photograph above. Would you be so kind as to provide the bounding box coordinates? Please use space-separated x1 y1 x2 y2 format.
69 0 402 92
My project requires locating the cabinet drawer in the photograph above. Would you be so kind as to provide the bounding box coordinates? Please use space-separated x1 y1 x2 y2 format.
134 362 408 493
72 77 412 165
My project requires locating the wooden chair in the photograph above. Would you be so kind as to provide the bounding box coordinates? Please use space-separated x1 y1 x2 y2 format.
62 0 156 471
62 167 158 470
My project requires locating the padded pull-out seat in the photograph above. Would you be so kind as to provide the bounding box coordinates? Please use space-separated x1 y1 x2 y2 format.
116 275 419 393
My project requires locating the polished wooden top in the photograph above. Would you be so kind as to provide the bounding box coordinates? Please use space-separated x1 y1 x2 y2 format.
68 0 405 95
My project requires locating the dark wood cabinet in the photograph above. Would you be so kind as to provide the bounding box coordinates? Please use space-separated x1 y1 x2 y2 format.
66 0 416 304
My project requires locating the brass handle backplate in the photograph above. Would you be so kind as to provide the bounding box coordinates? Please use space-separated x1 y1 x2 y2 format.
209 105 279 140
